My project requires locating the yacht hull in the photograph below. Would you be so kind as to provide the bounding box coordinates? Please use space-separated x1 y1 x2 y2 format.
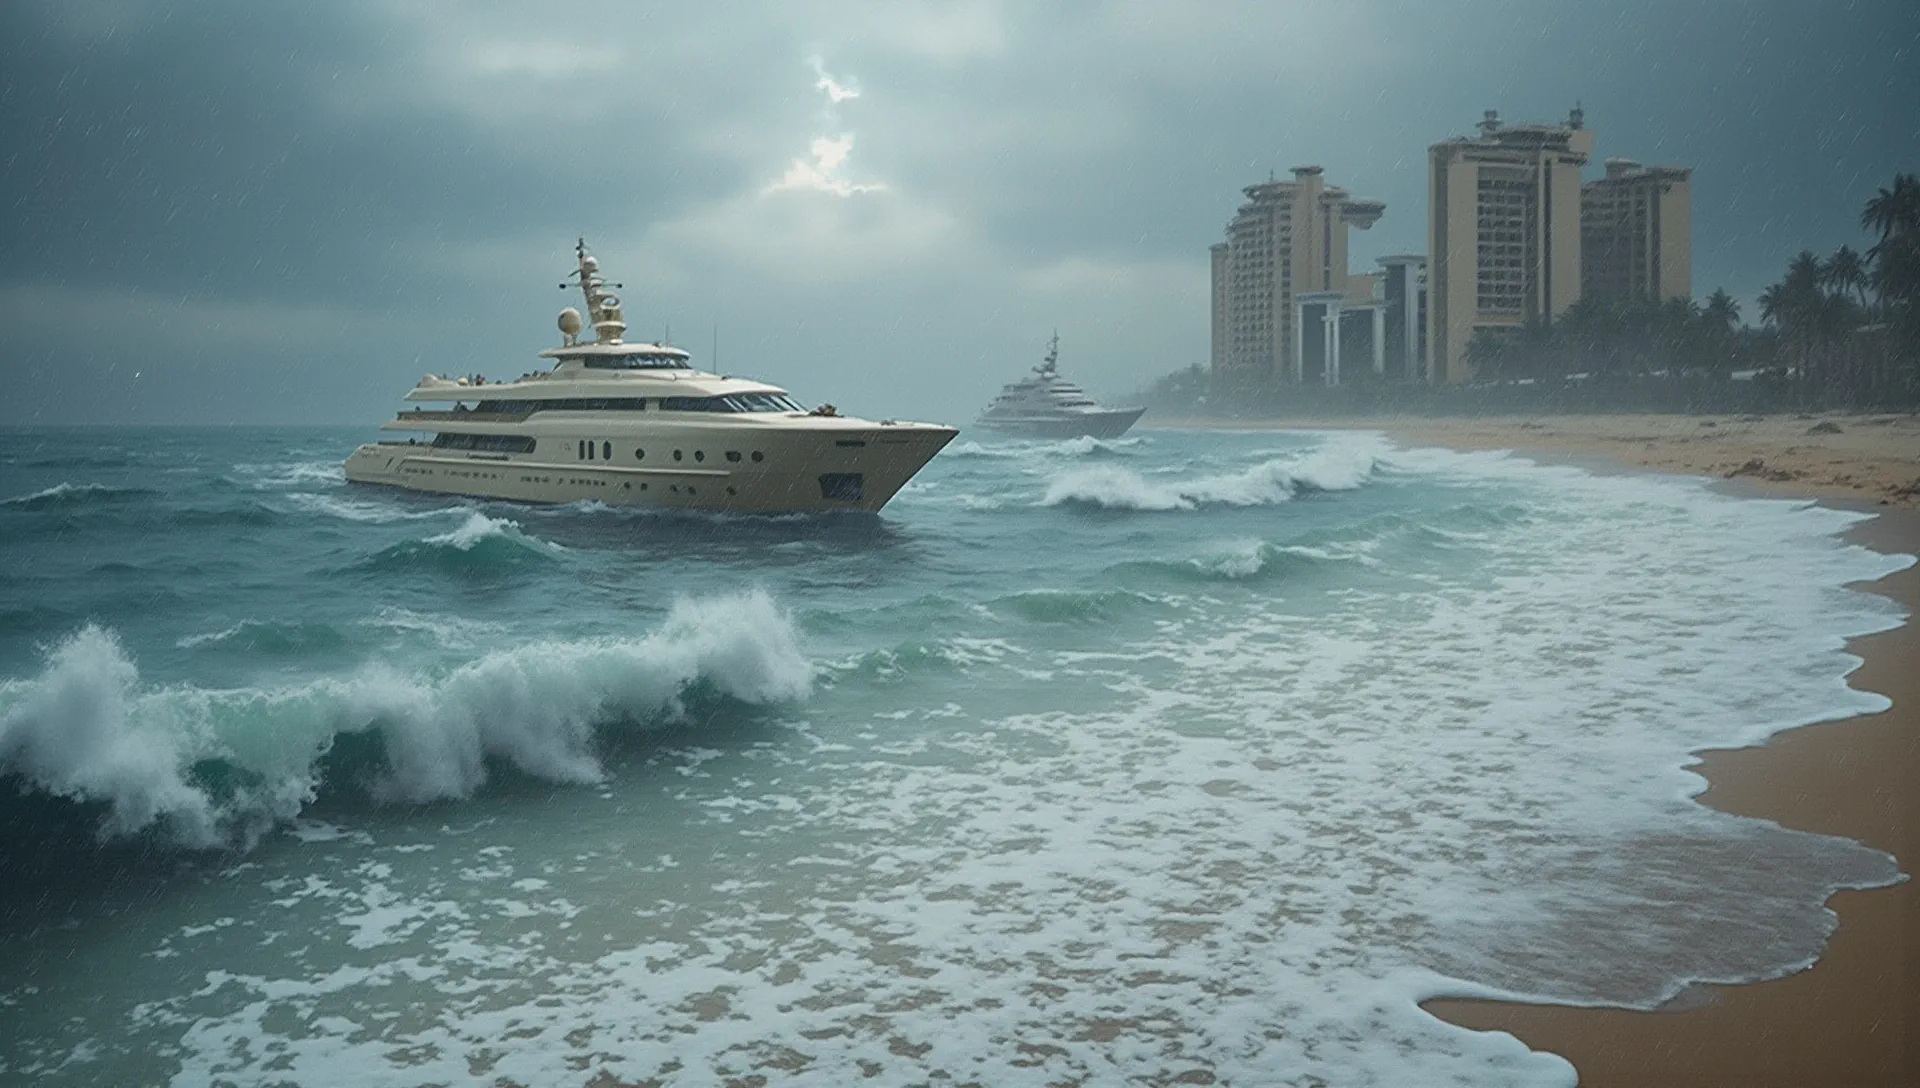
972 407 1145 441
344 423 956 514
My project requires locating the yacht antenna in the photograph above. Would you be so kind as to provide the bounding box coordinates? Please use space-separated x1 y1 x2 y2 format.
560 237 627 344
1037 330 1059 377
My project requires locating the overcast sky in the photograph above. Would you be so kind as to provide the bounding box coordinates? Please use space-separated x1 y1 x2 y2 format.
3 0 1916 425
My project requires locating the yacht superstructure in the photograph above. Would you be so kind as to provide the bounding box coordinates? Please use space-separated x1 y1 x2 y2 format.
975 335 1144 440
344 241 956 514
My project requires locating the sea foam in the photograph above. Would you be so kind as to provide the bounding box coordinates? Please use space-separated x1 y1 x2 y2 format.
1041 436 1382 511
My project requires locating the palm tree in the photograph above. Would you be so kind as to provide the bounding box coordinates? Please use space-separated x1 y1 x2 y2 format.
1861 173 1920 244
1702 288 1740 332
1762 252 1829 385
1824 245 1871 311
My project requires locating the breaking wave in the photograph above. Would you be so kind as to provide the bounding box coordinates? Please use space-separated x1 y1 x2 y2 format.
355 513 561 574
175 619 353 656
1041 440 1380 511
1 482 155 510
0 592 813 848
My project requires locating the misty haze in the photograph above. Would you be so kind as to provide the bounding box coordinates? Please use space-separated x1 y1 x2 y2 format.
2 3 1918 1087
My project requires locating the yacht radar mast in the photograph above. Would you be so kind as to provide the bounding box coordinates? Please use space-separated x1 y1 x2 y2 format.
559 238 626 345
1036 331 1059 378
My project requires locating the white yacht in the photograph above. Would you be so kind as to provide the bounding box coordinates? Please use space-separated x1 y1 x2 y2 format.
345 241 957 514
974 335 1145 440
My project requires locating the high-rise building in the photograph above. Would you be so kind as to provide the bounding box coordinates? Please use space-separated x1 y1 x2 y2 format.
1209 165 1384 386
1378 256 1428 381
1581 159 1692 305
1427 108 1592 383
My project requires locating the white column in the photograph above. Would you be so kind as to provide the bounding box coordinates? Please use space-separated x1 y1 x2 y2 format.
1292 300 1305 384
1372 305 1386 374
1404 272 1420 378
1324 302 1340 386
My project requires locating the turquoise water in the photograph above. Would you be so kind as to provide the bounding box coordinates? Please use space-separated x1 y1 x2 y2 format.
0 425 1910 1085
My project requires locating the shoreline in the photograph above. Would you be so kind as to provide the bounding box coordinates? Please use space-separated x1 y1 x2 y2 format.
1149 412 1920 510
1157 416 1919 1086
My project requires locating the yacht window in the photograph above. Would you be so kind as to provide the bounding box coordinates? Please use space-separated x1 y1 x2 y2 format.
577 440 586 459
635 448 646 460
694 450 705 462
581 353 689 370
673 450 683 461
720 393 807 413
818 473 864 501
587 441 595 461
725 451 741 462
835 439 867 448
660 394 806 413
751 451 764 462
602 441 612 461
431 433 536 454
470 398 651 413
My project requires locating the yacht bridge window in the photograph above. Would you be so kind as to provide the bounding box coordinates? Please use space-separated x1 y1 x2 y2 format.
659 394 806 413
580 353 690 370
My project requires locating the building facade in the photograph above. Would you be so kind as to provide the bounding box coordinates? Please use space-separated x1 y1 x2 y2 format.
1208 165 1384 386
1581 158 1692 305
1378 256 1428 381
1427 108 1593 383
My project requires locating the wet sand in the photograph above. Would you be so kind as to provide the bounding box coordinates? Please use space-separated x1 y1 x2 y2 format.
1152 415 1919 1085
1428 509 1918 1088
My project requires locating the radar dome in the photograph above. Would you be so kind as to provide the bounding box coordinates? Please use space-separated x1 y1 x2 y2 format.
558 307 584 337
581 255 599 272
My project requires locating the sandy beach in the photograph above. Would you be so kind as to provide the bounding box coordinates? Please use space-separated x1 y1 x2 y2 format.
1159 414 1920 1085
1157 411 1920 509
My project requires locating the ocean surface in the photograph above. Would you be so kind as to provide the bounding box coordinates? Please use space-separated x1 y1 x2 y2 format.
0 424 1911 1086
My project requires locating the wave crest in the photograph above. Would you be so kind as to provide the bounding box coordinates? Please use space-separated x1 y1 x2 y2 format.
0 593 813 848
1 482 154 510
358 513 561 574
1041 441 1378 511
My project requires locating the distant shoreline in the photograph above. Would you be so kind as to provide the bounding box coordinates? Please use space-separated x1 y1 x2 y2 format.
1145 411 1920 510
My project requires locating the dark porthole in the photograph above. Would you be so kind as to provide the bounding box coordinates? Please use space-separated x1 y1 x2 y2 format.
602 441 612 460
750 451 764 463
725 451 741 463
688 487 697 495
726 486 737 496
673 450 683 461
635 448 645 460
669 485 679 493
694 450 705 462
640 483 648 491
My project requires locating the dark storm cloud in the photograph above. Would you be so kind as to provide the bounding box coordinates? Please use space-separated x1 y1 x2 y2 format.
1 0 1916 424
